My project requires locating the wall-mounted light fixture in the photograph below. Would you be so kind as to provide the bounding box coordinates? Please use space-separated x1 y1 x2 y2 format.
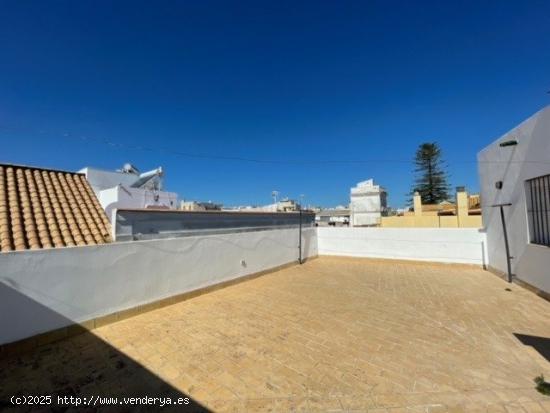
495 181 503 190
499 139 518 147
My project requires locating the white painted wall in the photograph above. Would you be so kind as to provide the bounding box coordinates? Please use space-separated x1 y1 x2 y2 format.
317 227 487 265
99 185 178 221
478 106 550 294
80 167 137 193
0 228 317 345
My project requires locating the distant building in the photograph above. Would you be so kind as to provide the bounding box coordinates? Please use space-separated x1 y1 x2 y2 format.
80 163 178 221
380 188 482 228
180 201 222 211
276 198 300 212
227 198 301 213
350 179 387 227
315 208 350 226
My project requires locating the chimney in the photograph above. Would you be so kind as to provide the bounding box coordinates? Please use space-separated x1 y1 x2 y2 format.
456 186 468 225
413 192 422 217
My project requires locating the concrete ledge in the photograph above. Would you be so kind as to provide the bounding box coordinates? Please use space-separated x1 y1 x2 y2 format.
318 254 484 269
487 265 550 302
0 258 314 359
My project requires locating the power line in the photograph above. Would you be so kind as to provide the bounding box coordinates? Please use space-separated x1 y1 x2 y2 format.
2 127 549 165
69 134 550 165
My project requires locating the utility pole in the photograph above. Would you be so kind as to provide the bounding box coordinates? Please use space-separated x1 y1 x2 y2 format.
491 203 513 282
298 207 303 264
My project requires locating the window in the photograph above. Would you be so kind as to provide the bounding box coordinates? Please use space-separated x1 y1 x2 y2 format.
526 174 550 247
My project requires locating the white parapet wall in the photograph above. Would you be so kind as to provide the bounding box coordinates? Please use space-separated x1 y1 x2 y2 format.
317 227 487 265
0 227 317 345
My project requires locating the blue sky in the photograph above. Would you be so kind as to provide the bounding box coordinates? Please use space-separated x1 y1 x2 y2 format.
1 1 549 208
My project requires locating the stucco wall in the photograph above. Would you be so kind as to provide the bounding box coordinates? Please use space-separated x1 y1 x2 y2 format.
478 106 550 294
380 215 482 228
80 167 137 193
99 186 178 221
0 227 317 345
317 227 487 265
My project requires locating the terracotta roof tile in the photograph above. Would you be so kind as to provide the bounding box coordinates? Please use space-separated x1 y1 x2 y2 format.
0 164 112 252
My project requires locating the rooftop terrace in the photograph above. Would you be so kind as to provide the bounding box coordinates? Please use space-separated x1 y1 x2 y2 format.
2 257 549 412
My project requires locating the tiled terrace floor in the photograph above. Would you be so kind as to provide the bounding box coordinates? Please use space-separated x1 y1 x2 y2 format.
2 257 550 412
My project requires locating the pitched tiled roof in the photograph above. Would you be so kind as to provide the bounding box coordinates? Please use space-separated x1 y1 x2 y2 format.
0 164 112 252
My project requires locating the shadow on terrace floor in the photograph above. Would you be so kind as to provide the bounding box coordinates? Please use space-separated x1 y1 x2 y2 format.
514 333 550 362
0 283 209 412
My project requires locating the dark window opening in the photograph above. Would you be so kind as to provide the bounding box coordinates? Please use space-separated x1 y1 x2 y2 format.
526 175 550 247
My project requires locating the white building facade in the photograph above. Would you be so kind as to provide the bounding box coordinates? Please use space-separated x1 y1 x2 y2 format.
350 179 387 227
80 165 178 221
478 106 550 296
226 199 300 213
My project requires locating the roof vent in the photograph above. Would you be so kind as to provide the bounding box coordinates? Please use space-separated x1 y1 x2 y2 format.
499 140 518 147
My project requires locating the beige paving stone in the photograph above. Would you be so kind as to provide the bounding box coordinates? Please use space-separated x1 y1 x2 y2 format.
520 401 548 412
487 404 508 413
504 402 528 412
1 257 550 412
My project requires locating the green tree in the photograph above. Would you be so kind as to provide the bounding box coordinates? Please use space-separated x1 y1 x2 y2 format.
410 142 451 204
